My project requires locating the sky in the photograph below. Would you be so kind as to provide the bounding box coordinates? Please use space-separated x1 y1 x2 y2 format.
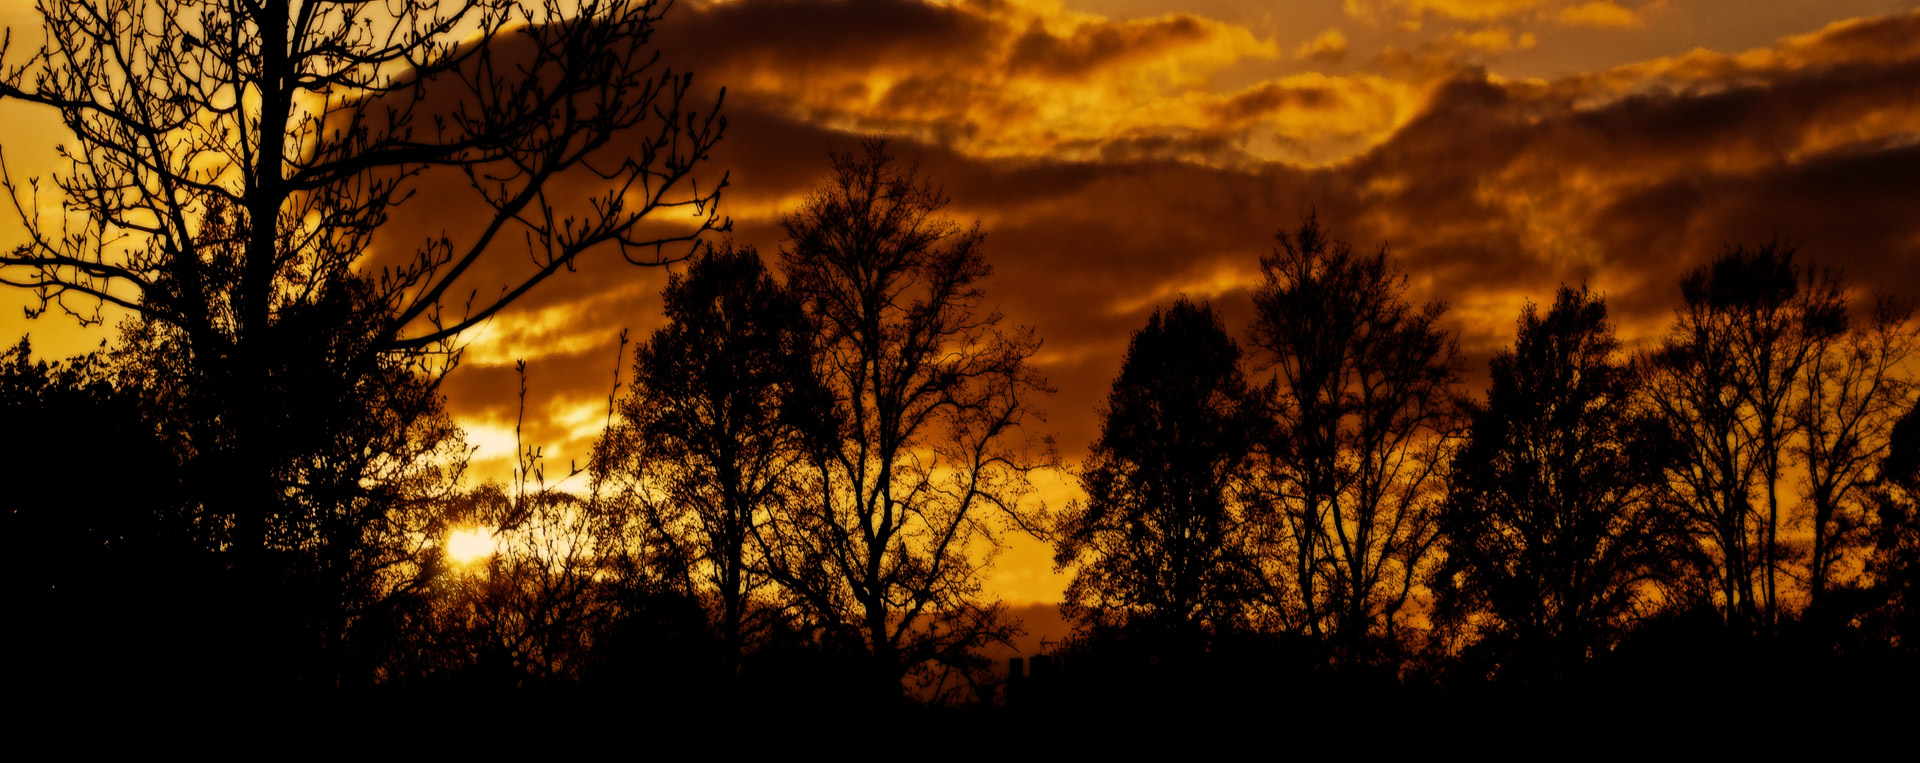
4 0 1920 615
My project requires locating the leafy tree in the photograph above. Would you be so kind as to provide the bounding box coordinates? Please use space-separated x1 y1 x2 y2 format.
1055 299 1270 652
0 337 198 696
1249 212 1465 664
1435 286 1680 683
764 139 1051 703
1864 400 1920 651
593 241 822 680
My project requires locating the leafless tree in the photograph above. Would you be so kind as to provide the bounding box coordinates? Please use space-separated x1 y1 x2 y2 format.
1249 213 1466 664
1643 244 1846 631
0 0 726 559
1797 298 1919 613
763 139 1052 703
0 0 723 688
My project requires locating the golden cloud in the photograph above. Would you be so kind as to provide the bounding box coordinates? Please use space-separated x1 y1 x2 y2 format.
1296 28 1351 63
1554 1 1645 29
1440 26 1540 53
651 0 1438 167
1349 0 1547 23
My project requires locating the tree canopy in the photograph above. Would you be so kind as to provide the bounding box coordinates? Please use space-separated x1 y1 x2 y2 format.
1056 298 1270 650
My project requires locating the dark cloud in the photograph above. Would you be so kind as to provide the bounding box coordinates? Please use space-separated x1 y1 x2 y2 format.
363 2 1920 605
658 0 998 77
1210 83 1343 124
1005 14 1213 78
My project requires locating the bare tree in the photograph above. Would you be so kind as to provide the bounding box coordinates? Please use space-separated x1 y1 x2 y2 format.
764 139 1051 703
1797 297 1919 613
1713 245 1846 628
1249 213 1465 665
0 0 725 557
1643 294 1758 623
1643 244 1846 631
0 0 723 688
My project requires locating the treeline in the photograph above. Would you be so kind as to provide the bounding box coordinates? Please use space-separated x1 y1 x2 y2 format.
1047 218 1920 718
6 143 1920 721
3 142 1047 714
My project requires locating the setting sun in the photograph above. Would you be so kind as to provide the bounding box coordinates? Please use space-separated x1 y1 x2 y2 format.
446 527 496 564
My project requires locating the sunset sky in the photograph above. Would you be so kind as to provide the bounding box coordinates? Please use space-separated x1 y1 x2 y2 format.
5 0 1920 613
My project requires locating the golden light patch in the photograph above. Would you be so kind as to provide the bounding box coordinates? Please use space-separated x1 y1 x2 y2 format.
1438 26 1539 54
446 526 497 564
1555 1 1646 29
1296 28 1351 62
1109 260 1264 317
457 285 648 367
1350 0 1547 23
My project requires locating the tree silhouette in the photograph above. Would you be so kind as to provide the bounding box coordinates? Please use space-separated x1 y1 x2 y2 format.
0 0 723 683
0 0 722 529
1864 400 1920 651
1055 299 1269 652
1708 244 1846 628
1643 243 1846 630
1435 286 1679 683
0 337 205 696
1249 213 1464 664
592 241 823 681
763 139 1051 703
1796 297 1918 614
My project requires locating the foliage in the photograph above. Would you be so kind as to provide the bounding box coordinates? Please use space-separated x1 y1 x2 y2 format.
593 241 823 676
1435 286 1681 683
1055 299 1270 651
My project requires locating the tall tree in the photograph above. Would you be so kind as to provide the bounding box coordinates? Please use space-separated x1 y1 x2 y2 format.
0 0 724 683
593 241 822 680
1796 298 1918 614
765 139 1051 702
1714 244 1846 627
1249 212 1465 664
1644 244 1846 630
1435 286 1679 683
1055 299 1270 651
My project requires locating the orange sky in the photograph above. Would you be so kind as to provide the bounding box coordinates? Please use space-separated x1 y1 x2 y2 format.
5 0 1920 608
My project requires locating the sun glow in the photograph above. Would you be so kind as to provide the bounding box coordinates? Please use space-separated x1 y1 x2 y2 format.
446 527 497 564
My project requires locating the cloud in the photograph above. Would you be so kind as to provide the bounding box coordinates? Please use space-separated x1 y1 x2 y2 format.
1297 28 1351 63
1210 81 1343 123
1348 0 1548 23
399 5 1920 505
1006 14 1232 79
1555 1 1645 29
1437 26 1540 53
642 0 1443 167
